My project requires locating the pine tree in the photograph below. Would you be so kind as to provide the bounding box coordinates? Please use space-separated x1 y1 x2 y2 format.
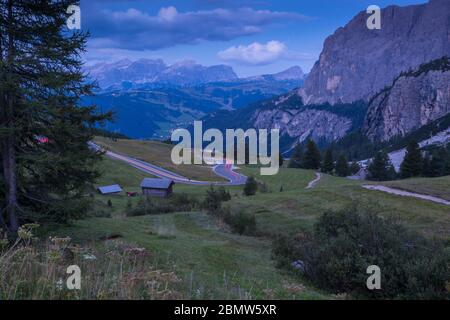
301 140 321 170
288 144 302 168
431 147 450 177
243 176 258 196
0 1 110 237
321 148 334 174
335 154 349 177
368 151 393 181
350 161 361 175
444 153 450 176
422 153 433 177
400 141 423 178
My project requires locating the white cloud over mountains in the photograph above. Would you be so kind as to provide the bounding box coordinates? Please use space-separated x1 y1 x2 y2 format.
218 41 288 65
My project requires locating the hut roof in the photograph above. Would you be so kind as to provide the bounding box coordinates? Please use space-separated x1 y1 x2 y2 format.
140 178 174 189
98 184 122 194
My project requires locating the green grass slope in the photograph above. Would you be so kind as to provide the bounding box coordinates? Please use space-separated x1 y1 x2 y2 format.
233 168 450 239
94 136 225 182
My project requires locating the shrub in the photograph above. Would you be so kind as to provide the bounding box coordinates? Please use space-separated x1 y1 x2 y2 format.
272 204 450 299
223 209 256 235
203 186 231 215
202 187 256 235
217 187 231 202
243 176 258 196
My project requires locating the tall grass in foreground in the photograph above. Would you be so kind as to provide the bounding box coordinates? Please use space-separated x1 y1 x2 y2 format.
0 224 182 300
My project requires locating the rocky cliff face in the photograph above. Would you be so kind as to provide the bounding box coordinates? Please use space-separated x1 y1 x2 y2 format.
364 57 450 141
300 0 450 105
200 1 450 152
251 105 352 145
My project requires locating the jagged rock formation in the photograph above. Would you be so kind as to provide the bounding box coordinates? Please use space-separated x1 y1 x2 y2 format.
200 92 367 151
252 107 352 145
364 57 450 141
299 0 450 105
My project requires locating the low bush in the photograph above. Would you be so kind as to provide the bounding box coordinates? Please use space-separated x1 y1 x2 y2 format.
243 176 258 196
272 204 450 299
202 186 231 215
223 209 256 235
126 193 199 217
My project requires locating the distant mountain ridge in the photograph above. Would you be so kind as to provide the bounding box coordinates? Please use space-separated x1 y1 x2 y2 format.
85 59 238 88
86 59 305 90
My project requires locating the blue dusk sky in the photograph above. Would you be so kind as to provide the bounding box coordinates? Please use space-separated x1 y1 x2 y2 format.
80 0 428 77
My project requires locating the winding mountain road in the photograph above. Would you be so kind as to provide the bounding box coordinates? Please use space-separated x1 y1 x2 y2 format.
91 142 247 186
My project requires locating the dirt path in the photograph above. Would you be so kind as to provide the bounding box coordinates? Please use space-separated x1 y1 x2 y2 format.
362 185 450 206
306 172 321 189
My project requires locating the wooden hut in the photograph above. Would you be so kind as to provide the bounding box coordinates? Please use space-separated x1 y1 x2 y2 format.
140 178 174 197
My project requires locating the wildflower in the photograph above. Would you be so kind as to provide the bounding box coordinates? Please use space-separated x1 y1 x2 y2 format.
56 279 64 291
49 236 71 247
82 253 97 261
47 249 63 263
18 227 33 241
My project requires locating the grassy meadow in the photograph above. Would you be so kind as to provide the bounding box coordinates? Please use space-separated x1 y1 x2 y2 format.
9 139 450 299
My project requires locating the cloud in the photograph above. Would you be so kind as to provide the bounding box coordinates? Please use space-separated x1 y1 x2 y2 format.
218 41 289 65
84 6 308 51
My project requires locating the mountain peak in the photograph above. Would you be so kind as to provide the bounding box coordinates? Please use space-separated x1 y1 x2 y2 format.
272 66 304 80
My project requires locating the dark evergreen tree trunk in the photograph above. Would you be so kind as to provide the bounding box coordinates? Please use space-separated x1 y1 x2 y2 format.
0 0 19 237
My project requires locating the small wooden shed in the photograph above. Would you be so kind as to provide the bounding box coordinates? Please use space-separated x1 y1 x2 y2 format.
97 184 123 195
140 178 174 197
